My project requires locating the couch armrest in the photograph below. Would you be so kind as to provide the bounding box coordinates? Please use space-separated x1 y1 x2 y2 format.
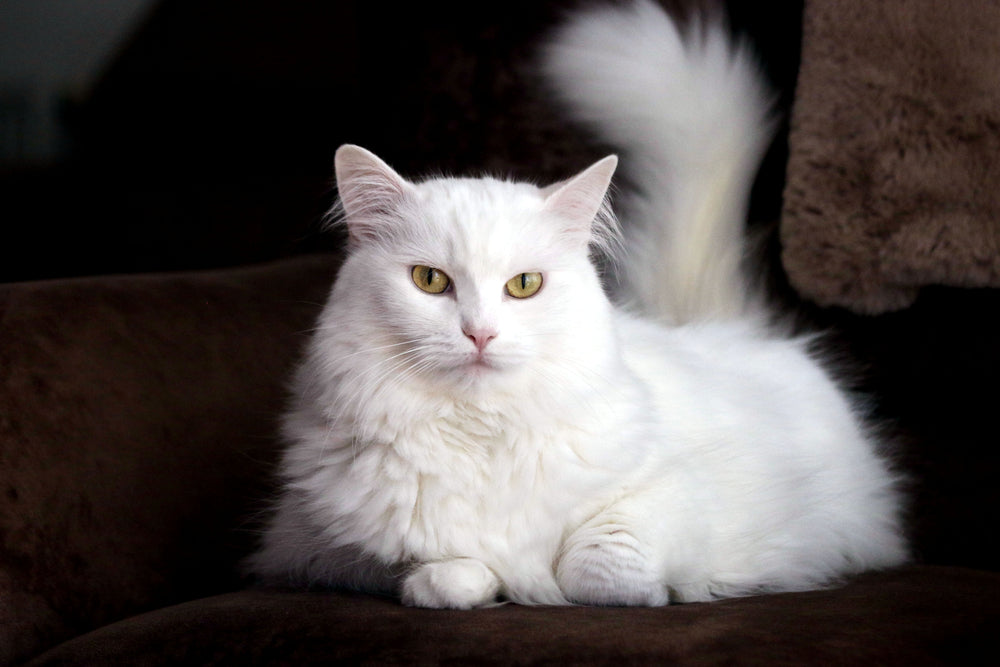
0 255 337 665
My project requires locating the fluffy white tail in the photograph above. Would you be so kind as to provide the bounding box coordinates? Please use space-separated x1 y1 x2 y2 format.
541 0 775 323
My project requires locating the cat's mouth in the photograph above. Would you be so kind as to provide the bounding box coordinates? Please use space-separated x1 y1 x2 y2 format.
456 350 506 376
465 354 496 371
439 344 520 378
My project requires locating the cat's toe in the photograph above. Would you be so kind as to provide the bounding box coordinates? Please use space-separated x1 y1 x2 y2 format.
401 558 501 609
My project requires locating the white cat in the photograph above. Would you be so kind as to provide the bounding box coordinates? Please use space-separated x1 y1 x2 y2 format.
248 0 907 608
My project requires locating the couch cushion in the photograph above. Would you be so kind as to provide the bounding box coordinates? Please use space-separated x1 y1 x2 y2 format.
25 566 1000 665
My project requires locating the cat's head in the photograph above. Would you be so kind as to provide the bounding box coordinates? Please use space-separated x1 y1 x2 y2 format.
327 144 620 395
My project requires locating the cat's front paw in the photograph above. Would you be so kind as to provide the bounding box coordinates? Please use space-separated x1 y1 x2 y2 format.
401 558 501 609
556 523 669 607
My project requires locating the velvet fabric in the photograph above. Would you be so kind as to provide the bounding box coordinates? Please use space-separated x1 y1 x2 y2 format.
0 256 338 665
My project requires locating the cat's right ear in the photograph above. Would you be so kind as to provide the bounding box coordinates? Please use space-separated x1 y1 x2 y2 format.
541 155 618 251
334 144 415 244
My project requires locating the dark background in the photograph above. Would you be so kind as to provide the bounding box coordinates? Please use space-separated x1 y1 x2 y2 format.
1 0 996 571
0 0 802 284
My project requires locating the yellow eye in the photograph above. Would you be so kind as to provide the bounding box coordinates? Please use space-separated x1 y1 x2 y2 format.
412 265 451 294
506 272 543 299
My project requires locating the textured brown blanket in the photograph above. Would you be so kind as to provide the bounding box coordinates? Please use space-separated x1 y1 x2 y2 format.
781 0 1000 314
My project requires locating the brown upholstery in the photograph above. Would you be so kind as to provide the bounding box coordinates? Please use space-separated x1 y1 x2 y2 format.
0 257 337 664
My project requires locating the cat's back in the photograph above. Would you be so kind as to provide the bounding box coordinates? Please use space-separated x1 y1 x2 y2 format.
614 312 866 460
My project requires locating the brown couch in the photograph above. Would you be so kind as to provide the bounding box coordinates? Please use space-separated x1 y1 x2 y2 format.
3 253 1000 665
3 0 1000 664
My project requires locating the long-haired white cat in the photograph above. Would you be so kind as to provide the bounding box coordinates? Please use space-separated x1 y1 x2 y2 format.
248 0 906 608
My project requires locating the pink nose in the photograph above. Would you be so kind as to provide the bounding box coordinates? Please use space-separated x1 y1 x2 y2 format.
463 328 497 352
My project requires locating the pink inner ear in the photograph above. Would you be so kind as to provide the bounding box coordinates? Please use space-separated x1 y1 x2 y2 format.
542 155 618 241
334 145 414 240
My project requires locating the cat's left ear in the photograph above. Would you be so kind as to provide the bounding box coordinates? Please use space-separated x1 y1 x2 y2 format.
541 155 618 246
334 144 416 244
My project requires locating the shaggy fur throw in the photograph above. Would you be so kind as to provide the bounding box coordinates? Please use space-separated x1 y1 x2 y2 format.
781 0 1000 314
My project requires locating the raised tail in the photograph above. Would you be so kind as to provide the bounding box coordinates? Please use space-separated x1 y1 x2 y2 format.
541 0 775 323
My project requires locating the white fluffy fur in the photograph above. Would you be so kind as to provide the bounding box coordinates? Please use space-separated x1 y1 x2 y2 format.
247 0 907 608
541 0 775 323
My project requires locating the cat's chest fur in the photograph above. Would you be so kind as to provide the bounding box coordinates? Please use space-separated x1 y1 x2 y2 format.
335 398 634 565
